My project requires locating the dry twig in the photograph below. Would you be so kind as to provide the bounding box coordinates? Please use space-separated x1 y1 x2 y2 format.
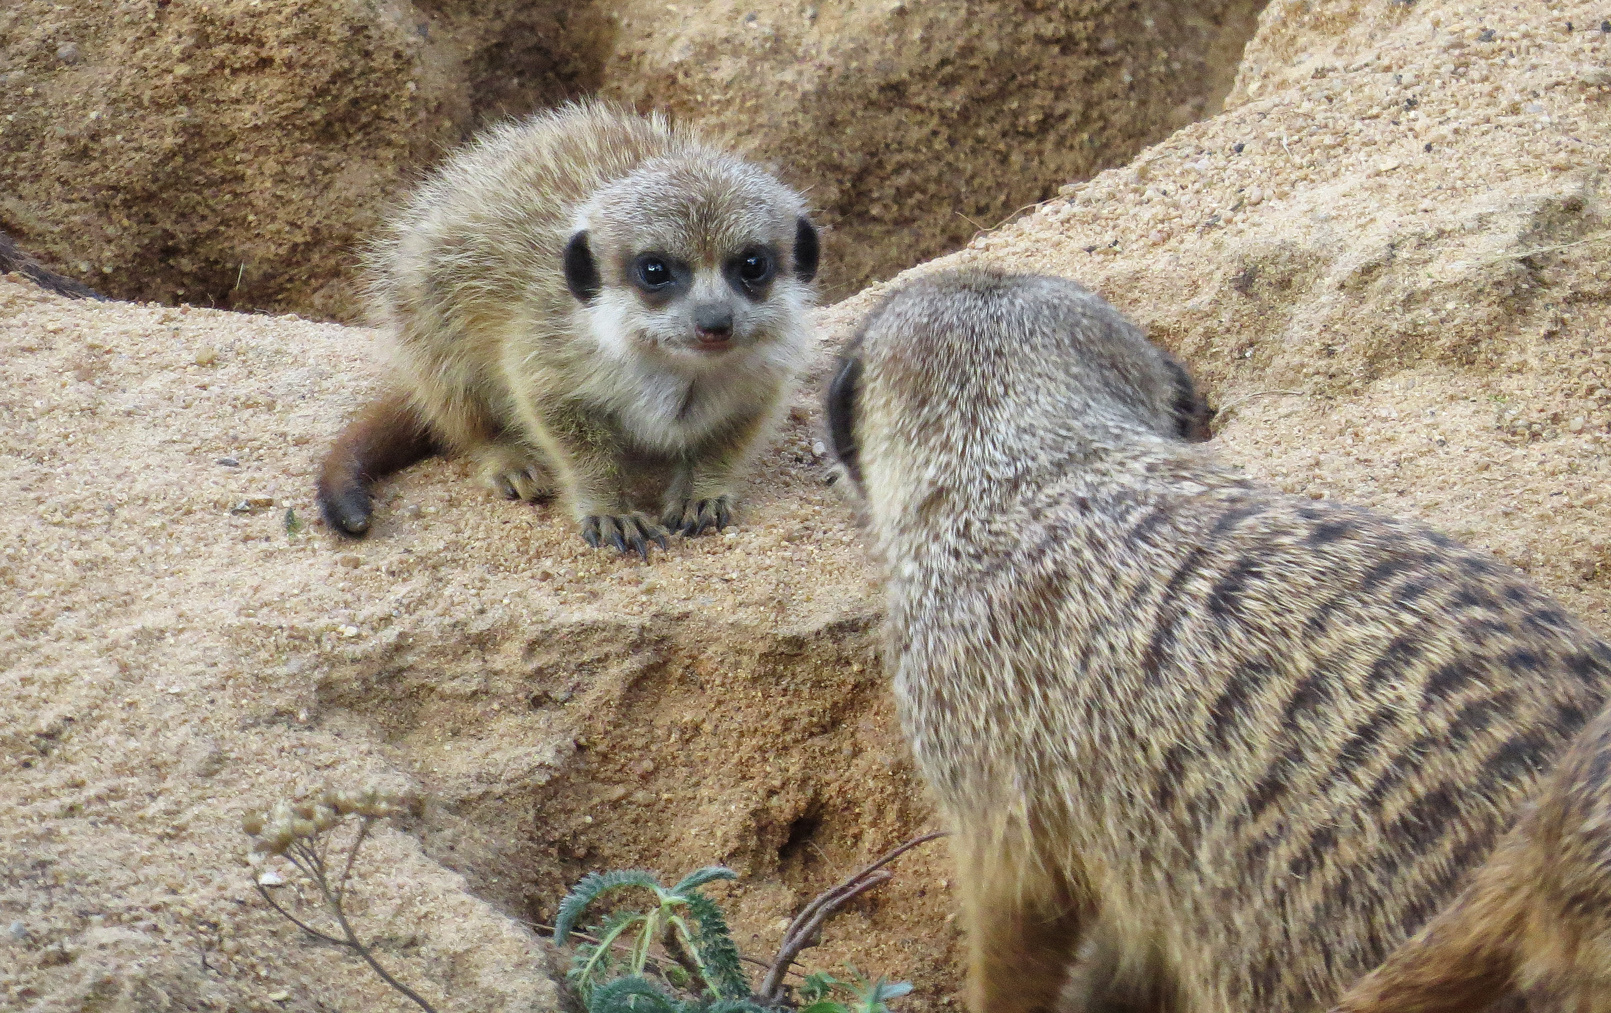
757 831 947 1006
256 821 439 1013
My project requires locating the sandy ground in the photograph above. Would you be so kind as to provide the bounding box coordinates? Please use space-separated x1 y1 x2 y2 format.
0 0 1259 315
3 0 1611 1009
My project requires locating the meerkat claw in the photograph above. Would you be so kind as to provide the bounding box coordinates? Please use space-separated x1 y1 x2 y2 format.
584 514 668 559
666 496 734 537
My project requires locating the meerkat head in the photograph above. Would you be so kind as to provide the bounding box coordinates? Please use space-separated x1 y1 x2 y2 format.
562 153 818 372
826 269 1211 520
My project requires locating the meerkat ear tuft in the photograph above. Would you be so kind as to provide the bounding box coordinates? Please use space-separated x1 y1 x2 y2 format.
563 231 602 303
825 354 863 486
794 217 820 283
1162 357 1214 442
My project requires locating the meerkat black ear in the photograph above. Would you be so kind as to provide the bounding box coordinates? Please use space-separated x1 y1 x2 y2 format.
563 231 602 303
1163 357 1214 442
794 217 820 283
825 354 863 486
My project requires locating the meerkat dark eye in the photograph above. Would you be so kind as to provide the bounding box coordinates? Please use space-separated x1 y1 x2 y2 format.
635 256 673 291
727 248 776 297
739 252 772 283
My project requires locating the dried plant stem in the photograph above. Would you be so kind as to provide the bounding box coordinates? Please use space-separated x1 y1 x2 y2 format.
757 831 947 1006
258 819 439 1013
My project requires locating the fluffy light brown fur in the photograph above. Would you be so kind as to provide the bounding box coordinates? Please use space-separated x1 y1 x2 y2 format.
317 100 818 555
825 269 1611 1012
1332 697 1611 1013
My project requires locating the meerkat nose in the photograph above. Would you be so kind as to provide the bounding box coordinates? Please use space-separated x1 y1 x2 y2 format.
694 303 734 340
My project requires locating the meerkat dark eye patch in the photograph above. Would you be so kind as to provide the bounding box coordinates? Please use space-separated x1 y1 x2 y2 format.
793 217 820 283
724 246 777 299
1162 357 1215 442
826 355 863 487
635 255 675 290
563 231 601 303
627 253 690 301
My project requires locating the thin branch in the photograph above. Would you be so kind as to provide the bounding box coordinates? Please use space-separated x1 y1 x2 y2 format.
1475 230 1611 265
324 884 440 1013
757 831 947 1005
254 883 348 947
253 817 439 1013
662 922 715 996
334 819 374 904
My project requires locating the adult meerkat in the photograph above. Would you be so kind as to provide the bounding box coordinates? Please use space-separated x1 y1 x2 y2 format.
825 268 1611 1011
1333 696 1611 1012
317 100 819 557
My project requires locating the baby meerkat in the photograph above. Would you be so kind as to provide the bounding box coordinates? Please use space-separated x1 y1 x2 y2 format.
1333 696 1611 1013
825 268 1611 1012
317 100 819 557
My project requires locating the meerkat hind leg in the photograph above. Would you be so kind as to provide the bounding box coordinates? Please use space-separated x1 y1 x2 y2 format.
960 855 1090 1013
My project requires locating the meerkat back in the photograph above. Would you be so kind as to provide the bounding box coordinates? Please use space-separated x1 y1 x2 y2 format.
826 268 1611 1013
317 101 819 556
1333 694 1611 1012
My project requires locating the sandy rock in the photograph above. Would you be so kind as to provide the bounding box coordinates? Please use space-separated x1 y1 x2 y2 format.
0 0 606 320
0 0 1260 317
5 0 1611 1008
598 0 1265 298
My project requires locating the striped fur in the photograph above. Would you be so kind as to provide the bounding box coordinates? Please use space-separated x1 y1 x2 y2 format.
827 269 1611 1013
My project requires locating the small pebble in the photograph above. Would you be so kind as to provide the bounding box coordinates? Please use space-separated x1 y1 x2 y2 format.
401 503 421 518
811 440 827 457
338 554 362 569
8 920 26 940
194 346 218 366
56 42 80 65
215 457 239 467
257 870 285 887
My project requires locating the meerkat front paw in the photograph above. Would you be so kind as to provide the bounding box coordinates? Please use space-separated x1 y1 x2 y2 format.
489 465 553 502
661 495 733 537
476 445 554 501
581 513 670 559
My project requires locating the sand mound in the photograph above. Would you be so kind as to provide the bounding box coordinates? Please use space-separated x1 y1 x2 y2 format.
5 0 1611 1008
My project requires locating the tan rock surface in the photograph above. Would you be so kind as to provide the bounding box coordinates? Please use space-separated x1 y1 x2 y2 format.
0 0 1260 317
5 0 1611 1009
597 0 1265 299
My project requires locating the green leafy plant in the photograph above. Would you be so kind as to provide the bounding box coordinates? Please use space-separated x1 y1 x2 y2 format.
556 867 750 1002
796 968 914 1013
550 832 943 1013
243 782 940 1013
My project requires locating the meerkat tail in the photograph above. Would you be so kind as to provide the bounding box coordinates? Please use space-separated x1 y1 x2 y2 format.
316 390 440 536
0 230 108 301
1330 853 1528 1013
